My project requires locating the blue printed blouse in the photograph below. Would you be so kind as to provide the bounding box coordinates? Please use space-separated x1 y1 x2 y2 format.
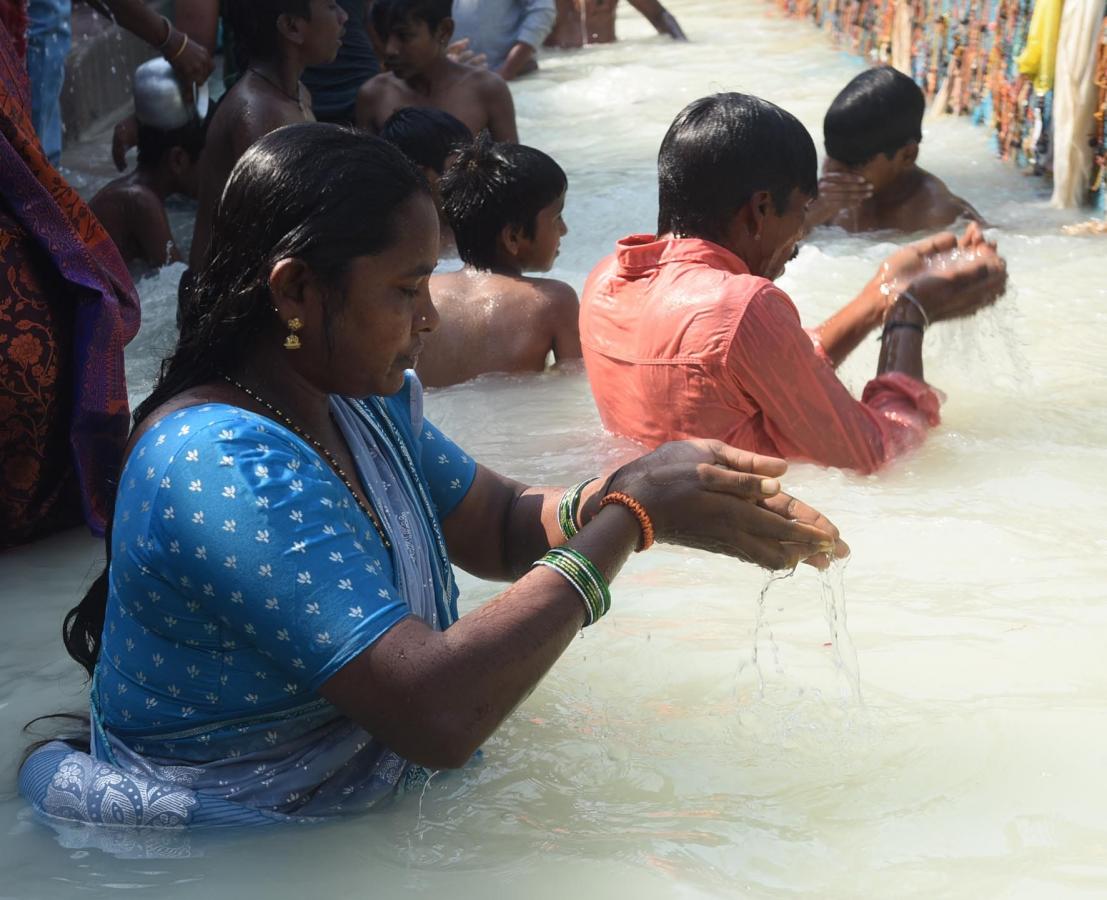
95 382 476 756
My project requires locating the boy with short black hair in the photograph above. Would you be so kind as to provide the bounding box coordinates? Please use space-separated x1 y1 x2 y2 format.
90 60 205 269
380 106 473 253
415 134 580 387
355 0 517 142
380 105 472 184
807 66 982 233
188 0 348 269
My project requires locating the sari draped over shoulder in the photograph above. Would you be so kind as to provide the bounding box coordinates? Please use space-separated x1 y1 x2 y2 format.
0 20 140 547
20 377 478 851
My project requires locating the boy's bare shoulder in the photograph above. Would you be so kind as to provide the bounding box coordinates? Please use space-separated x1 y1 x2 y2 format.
915 169 982 225
453 63 511 97
524 275 580 309
215 81 307 154
358 71 401 98
92 177 160 214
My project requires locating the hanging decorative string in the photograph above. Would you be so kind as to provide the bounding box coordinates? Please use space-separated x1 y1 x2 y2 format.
767 0 1107 211
1092 15 1107 210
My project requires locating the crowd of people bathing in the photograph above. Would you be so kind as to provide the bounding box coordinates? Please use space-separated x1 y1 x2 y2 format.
3 0 1007 829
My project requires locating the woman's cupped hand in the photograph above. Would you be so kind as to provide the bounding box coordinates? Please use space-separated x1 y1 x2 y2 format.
608 440 849 570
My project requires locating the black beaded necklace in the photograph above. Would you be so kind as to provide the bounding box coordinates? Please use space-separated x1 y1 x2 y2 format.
223 375 391 550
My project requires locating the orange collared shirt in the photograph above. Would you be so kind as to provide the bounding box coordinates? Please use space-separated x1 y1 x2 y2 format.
580 235 941 473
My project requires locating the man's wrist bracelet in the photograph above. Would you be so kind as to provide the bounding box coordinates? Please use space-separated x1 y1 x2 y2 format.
880 320 925 341
896 290 930 329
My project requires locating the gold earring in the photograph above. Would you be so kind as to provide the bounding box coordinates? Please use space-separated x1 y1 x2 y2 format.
283 317 303 351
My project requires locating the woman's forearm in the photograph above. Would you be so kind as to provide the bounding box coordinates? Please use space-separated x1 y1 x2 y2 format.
103 0 170 46
323 504 641 769
173 0 220 50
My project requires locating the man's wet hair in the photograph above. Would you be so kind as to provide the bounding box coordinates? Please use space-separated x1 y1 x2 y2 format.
657 93 817 242
136 118 207 169
824 67 925 167
441 132 567 271
371 0 453 38
381 107 472 174
225 0 311 65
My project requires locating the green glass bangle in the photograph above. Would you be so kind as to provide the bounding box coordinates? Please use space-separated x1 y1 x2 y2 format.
533 546 612 626
557 477 598 541
551 547 610 617
554 547 610 618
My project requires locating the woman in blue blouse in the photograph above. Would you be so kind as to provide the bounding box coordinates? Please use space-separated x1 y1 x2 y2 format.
20 125 846 831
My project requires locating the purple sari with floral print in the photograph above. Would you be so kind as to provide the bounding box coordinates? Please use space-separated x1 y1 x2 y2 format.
0 20 139 547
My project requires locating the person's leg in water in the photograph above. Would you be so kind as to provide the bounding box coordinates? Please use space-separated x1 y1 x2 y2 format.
26 0 73 165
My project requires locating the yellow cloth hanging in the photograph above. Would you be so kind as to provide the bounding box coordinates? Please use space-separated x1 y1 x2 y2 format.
1016 0 1066 92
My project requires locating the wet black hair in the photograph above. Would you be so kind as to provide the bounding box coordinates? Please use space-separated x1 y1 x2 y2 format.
823 67 925 166
62 125 430 677
371 0 453 38
224 0 312 65
380 106 472 174
657 93 817 242
440 132 567 271
136 118 207 169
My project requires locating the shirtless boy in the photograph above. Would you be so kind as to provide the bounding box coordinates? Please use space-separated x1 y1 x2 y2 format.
355 0 518 142
806 67 983 233
415 135 580 388
90 61 204 269
545 0 686 47
188 0 348 269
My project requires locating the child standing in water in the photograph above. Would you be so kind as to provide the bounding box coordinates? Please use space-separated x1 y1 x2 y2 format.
187 0 348 269
356 0 518 142
545 0 686 48
90 59 204 269
379 106 473 254
806 67 983 233
416 135 581 387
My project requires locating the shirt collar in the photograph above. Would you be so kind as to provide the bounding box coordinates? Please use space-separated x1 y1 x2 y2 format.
614 234 752 277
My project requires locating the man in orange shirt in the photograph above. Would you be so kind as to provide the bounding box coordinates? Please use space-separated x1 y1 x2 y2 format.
579 93 1008 473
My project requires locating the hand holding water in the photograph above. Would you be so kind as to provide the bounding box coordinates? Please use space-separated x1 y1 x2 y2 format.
605 440 849 570
903 241 1007 323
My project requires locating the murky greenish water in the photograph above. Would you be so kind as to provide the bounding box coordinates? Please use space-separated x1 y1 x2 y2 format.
3 1 1107 896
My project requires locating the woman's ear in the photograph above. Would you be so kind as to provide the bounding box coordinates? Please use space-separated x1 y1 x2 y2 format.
268 258 312 321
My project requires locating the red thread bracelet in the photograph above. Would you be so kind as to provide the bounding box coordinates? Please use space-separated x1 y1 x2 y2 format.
599 491 655 552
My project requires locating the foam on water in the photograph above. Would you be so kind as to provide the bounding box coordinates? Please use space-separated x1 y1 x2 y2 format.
3 0 1107 896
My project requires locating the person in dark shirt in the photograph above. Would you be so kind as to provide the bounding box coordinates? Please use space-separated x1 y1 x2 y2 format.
302 0 381 123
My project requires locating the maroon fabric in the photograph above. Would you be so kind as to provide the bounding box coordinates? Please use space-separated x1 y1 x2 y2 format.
0 20 140 548
0 1 26 60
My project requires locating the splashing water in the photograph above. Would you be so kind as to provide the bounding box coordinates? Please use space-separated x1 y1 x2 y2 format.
817 557 862 704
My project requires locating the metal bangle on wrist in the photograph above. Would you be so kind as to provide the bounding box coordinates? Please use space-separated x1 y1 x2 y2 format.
895 290 930 330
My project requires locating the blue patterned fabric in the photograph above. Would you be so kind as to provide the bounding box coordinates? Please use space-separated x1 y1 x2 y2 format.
20 375 477 833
